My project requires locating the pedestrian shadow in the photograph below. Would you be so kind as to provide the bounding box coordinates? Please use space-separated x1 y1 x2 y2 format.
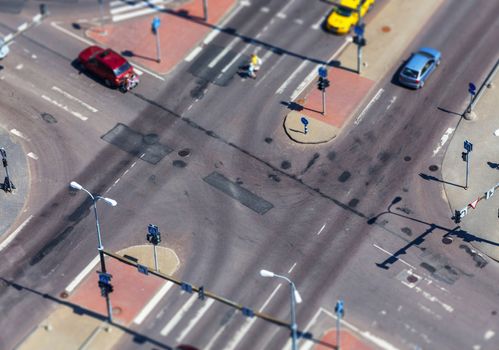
419 173 463 188
376 224 437 270
0 277 172 349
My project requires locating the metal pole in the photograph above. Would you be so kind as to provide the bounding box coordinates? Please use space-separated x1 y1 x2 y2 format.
357 41 362 74
155 31 161 63
336 315 340 350
322 89 326 116
105 290 113 323
290 282 298 350
465 153 469 189
97 0 107 35
203 0 208 21
153 244 158 271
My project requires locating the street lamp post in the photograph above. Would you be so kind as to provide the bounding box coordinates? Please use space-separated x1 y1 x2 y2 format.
70 181 117 322
260 269 302 350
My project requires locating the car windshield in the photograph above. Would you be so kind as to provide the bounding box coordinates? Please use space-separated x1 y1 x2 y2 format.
402 67 419 78
113 62 132 76
335 6 353 17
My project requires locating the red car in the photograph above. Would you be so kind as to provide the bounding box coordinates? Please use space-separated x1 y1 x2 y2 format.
77 45 137 88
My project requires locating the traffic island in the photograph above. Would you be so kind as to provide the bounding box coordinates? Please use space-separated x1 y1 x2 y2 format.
283 67 374 145
16 245 179 350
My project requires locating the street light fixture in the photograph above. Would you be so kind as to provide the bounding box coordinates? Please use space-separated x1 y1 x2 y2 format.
259 269 302 350
70 180 117 323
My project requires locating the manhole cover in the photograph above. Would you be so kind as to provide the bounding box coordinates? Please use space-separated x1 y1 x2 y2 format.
60 291 68 299
407 275 418 283
442 236 453 245
178 149 191 157
404 156 411 162
112 306 122 315
429 165 439 172
381 25 391 33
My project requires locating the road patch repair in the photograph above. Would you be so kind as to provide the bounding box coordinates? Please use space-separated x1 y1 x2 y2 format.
16 245 179 350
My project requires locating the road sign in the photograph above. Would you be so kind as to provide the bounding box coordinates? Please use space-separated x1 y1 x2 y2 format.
354 25 364 36
137 264 149 275
151 16 161 33
300 117 309 126
335 300 345 317
148 224 159 235
464 140 473 152
98 271 112 284
318 66 327 78
468 82 476 95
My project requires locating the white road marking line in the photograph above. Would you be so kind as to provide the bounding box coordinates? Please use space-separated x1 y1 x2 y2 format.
413 285 454 313
223 284 282 350
354 88 384 125
51 21 94 46
110 0 165 14
484 330 495 340
297 308 323 350
290 39 350 100
311 14 324 30
208 37 240 68
185 46 203 62
27 152 38 160
0 215 33 252
261 6 270 12
177 298 215 342
3 33 13 42
41 95 88 121
294 19 304 25
17 22 28 32
240 0 251 6
10 129 29 141
51 86 98 112
113 6 165 22
373 243 416 269
65 255 100 293
320 307 401 350
276 59 309 95
134 281 174 325
255 53 284 87
432 127 454 157
276 12 286 19
417 302 442 320
317 223 326 235
160 293 198 336
386 96 397 110
203 3 245 45
15 64 23 70
287 262 297 274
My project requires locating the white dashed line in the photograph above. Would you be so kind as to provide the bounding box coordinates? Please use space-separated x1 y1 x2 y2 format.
176 298 215 342
287 262 297 273
294 19 304 25
27 152 38 160
65 255 100 293
185 46 203 62
261 6 270 12
276 59 309 95
432 127 454 157
51 86 98 112
160 293 198 336
41 95 88 121
10 129 29 141
276 12 286 19
354 88 384 125
317 223 326 235
373 243 415 269
15 64 23 70
134 281 174 325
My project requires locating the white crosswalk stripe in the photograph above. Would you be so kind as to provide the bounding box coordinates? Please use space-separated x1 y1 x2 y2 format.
109 0 172 22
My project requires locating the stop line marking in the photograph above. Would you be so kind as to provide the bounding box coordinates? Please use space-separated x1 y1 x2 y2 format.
41 94 88 121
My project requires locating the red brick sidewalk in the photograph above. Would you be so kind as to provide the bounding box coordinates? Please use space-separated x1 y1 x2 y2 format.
315 329 373 350
296 68 374 129
87 0 236 75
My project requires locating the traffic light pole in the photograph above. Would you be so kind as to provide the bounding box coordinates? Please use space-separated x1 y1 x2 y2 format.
322 88 326 115
153 244 158 271
357 39 362 74
465 151 470 190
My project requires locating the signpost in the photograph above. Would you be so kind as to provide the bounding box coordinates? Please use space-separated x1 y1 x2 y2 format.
335 300 345 350
468 82 476 113
300 117 309 135
463 140 473 189
0 148 15 192
354 24 365 74
97 271 114 322
146 224 161 271
317 66 330 115
151 16 161 63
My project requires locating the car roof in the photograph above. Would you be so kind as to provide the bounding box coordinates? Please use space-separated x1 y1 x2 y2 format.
406 52 431 71
340 0 361 9
96 49 127 70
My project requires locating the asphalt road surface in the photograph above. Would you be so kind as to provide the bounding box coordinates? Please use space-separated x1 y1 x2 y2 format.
0 1 499 349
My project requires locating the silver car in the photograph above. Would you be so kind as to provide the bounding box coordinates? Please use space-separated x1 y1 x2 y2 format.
399 47 441 89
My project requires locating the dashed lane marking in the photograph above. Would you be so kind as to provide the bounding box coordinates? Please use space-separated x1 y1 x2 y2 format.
65 255 100 293
432 127 454 157
373 243 416 269
160 293 198 337
354 88 384 125
10 129 29 141
51 86 98 112
27 152 38 160
177 298 215 343
185 46 203 62
41 95 88 121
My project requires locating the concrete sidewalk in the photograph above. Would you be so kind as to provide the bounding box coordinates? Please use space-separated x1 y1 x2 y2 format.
17 245 179 350
442 66 499 261
283 0 444 144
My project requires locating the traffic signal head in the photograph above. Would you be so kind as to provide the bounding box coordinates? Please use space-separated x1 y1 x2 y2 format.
454 210 461 224
317 77 324 91
461 152 468 161
40 4 47 16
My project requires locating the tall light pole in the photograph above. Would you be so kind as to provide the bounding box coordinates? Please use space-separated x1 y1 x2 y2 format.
260 269 302 350
70 181 117 322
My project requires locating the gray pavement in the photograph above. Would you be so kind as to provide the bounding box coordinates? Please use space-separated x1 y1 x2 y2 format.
442 63 499 261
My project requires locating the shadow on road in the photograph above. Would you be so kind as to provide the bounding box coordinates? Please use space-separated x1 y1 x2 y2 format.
419 172 463 188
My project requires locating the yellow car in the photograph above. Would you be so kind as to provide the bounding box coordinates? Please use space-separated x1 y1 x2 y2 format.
325 0 374 34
